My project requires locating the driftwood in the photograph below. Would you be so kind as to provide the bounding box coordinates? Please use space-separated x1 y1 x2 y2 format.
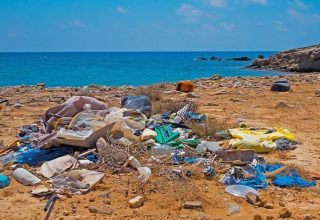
265 166 288 179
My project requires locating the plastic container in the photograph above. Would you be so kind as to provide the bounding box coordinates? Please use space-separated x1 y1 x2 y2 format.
0 174 10 188
137 167 151 183
127 156 142 169
225 185 259 198
203 166 216 179
12 168 41 186
0 152 18 165
150 144 175 159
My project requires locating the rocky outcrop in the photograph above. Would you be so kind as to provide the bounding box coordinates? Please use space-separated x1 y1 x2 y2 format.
195 56 251 61
226 57 251 61
247 44 320 72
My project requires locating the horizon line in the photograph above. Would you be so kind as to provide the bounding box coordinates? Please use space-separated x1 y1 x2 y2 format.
0 50 278 53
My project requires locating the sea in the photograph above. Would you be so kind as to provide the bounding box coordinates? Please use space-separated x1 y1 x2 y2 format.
0 51 280 87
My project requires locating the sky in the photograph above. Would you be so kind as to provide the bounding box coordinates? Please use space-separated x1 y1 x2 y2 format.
0 0 319 52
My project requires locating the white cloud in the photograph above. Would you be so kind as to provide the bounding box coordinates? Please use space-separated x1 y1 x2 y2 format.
176 4 201 17
220 22 235 31
294 0 308 10
116 6 128 14
207 0 227 8
67 19 85 27
274 20 288 32
57 19 86 28
287 8 303 18
202 23 219 32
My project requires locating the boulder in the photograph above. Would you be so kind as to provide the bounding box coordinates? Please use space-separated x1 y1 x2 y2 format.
279 208 292 218
271 80 290 92
195 57 208 60
227 57 251 61
182 200 202 209
141 128 157 141
129 196 144 208
247 44 320 72
209 56 222 61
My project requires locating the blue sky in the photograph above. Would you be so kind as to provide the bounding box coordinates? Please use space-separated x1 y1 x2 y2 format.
0 0 319 51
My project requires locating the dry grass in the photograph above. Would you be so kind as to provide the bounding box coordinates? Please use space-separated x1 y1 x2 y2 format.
186 117 230 140
152 99 197 115
288 163 312 180
137 85 162 102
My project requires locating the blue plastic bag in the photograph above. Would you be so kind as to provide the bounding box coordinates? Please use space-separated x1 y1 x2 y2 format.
273 170 316 188
16 146 73 165
0 174 10 188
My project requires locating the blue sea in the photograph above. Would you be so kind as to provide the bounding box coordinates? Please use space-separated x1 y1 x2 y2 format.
0 52 280 87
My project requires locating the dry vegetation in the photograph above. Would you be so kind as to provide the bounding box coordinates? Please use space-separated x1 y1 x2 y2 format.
186 117 231 140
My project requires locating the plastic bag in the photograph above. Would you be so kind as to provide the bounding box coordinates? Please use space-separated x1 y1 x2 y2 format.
16 146 73 165
228 127 295 153
121 95 152 118
0 174 10 188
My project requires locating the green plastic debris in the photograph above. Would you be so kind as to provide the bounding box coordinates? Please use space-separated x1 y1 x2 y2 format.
155 125 180 144
170 139 200 148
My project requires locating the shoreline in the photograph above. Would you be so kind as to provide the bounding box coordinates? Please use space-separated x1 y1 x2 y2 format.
1 72 320 219
0 70 307 89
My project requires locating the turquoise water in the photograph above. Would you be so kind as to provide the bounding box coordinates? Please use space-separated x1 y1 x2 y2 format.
0 52 280 87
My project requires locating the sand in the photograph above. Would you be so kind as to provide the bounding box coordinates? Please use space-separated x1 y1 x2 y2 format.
0 73 320 219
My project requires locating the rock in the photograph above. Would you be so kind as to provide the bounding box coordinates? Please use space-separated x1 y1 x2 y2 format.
182 200 202 209
233 81 241 88
14 103 24 108
186 92 199 98
227 203 240 216
247 44 320 72
300 214 313 220
141 128 157 141
114 137 132 147
246 192 260 205
275 101 290 108
210 56 222 61
279 208 292 218
129 196 144 208
258 55 264 59
227 57 251 61
179 214 188 219
263 203 274 209
36 83 45 88
31 185 50 196
278 201 285 207
254 214 263 220
88 206 113 215
195 57 208 60
103 199 111 205
211 74 222 80
177 81 194 93
266 216 275 220
315 90 320 97
271 80 290 92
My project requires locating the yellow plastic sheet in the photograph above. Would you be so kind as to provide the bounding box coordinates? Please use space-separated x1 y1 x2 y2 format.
228 128 295 153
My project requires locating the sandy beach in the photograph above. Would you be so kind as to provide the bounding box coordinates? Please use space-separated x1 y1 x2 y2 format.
1 73 320 220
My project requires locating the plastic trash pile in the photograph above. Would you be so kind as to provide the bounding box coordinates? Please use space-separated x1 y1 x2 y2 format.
0 95 316 215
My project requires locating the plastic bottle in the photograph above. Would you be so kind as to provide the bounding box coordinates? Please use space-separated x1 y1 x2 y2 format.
0 152 18 165
149 144 175 159
12 168 41 186
137 167 151 183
